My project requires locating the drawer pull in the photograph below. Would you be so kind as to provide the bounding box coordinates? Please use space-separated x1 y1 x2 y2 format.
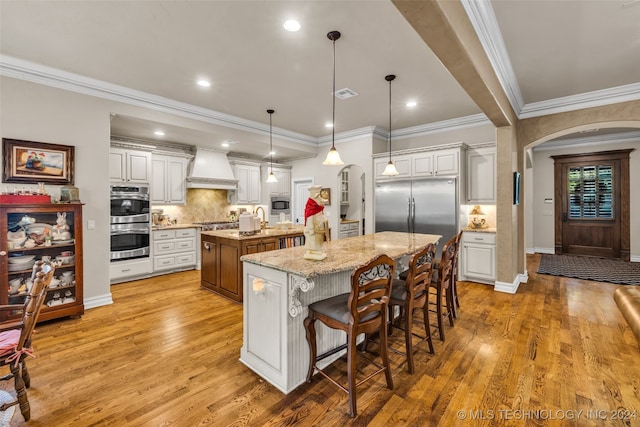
474 237 483 241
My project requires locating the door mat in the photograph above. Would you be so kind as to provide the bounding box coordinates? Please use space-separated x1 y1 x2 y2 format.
537 254 640 285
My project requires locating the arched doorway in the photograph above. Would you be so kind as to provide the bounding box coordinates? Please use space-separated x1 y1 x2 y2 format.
336 164 365 239
522 122 639 263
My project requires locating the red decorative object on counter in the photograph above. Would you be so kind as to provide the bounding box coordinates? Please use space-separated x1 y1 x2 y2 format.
0 194 51 204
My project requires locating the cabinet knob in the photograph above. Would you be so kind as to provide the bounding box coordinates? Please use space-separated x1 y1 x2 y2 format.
0 251 6 256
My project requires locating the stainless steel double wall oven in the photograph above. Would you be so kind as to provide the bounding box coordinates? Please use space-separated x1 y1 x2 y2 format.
110 185 151 261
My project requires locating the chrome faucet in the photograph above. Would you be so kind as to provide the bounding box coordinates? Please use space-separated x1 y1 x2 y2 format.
255 206 267 229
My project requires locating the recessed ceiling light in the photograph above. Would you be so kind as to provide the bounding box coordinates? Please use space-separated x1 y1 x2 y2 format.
406 101 417 108
197 79 211 87
325 122 333 128
221 142 230 148
154 130 165 136
283 19 301 32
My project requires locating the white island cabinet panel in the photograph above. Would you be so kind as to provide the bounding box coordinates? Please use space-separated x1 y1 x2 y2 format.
243 265 286 381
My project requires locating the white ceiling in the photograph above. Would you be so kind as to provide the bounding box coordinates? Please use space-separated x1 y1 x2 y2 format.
1 0 639 160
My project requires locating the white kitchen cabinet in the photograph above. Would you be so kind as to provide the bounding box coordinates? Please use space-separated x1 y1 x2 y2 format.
467 146 496 203
338 221 360 239
374 147 460 180
433 149 459 176
110 147 151 184
110 258 152 283
340 169 350 205
412 153 434 177
374 154 411 179
459 231 495 284
152 228 197 272
151 153 189 205
265 165 291 196
231 162 261 204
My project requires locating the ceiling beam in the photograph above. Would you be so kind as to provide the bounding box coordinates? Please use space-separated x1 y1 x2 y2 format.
392 0 516 127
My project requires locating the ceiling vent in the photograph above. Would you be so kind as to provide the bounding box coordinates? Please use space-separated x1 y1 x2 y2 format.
334 88 358 100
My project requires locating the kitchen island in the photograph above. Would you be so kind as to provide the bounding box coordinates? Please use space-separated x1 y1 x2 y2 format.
200 226 305 302
239 231 441 393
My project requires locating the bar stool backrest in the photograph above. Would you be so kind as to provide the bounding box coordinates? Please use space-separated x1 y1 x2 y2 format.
350 254 396 326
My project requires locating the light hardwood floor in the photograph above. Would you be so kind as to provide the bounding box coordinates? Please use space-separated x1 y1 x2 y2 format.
3 254 640 426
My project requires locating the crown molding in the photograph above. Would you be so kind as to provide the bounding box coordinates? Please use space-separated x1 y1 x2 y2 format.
391 114 492 140
0 54 317 146
111 135 197 155
109 138 155 151
371 141 468 159
317 126 379 146
532 130 640 151
1 53 491 148
462 0 525 114
463 2 640 120
519 82 640 119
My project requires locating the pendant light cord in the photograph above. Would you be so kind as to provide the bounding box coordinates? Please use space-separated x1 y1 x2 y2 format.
267 109 275 171
385 74 396 162
332 36 336 149
388 77 392 162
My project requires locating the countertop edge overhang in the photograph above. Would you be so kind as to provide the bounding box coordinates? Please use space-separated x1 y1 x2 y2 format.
462 227 497 233
152 223 203 231
241 231 442 279
201 226 305 239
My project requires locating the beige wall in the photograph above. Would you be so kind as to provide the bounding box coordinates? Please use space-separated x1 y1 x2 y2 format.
0 76 284 306
290 136 374 239
379 122 496 154
527 140 639 259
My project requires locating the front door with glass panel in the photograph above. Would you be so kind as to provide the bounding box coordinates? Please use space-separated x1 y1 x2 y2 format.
553 150 632 260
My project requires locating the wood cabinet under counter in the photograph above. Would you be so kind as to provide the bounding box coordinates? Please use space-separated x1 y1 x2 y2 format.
200 226 305 302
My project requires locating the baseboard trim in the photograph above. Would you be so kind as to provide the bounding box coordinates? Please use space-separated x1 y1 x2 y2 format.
534 247 555 254
631 255 640 263
84 293 114 310
494 272 526 294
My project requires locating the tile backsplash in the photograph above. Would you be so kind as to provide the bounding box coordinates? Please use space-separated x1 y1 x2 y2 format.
156 189 231 223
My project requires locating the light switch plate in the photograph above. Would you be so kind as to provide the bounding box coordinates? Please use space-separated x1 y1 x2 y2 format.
87 219 96 229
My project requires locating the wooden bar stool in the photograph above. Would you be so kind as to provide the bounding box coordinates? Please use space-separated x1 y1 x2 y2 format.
304 254 396 418
388 243 436 373
400 231 462 318
428 236 456 341
450 230 463 317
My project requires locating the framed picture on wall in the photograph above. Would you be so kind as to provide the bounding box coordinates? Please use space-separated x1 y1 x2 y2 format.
2 138 75 185
513 171 521 205
320 188 331 206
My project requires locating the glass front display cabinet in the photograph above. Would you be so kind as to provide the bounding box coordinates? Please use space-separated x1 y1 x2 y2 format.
1 203 84 323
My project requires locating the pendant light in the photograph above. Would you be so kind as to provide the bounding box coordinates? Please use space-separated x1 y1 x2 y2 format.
382 74 399 176
266 109 278 183
322 30 344 166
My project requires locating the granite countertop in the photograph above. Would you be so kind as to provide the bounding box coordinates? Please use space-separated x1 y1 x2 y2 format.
241 231 441 278
463 227 497 233
202 225 305 240
152 223 202 231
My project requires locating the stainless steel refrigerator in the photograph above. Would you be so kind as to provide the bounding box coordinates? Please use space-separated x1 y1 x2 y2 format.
375 177 458 256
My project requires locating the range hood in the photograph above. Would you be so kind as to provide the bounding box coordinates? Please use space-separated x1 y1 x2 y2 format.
186 148 238 190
